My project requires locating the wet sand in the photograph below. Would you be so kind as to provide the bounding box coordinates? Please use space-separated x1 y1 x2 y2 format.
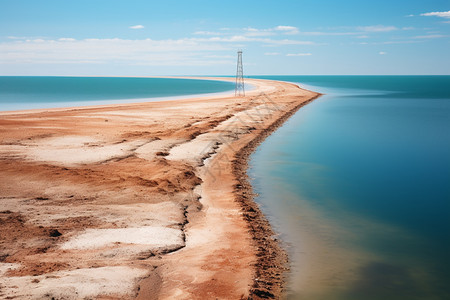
0 77 319 299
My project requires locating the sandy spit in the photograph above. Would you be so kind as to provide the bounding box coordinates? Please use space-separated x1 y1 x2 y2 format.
0 77 320 299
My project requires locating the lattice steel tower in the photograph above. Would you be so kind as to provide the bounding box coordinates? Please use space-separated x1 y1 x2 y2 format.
235 50 245 97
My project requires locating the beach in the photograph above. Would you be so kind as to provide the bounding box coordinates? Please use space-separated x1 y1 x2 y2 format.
0 77 319 299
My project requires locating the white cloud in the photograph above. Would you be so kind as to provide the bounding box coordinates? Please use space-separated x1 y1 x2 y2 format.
275 25 297 31
359 25 398 32
58 38 76 42
241 25 299 36
274 25 299 35
421 11 450 18
243 27 274 37
380 40 421 45
196 35 313 45
205 54 234 58
129 25 144 29
297 25 411 37
379 51 387 55
300 31 359 36
286 53 312 56
264 52 280 56
356 35 369 39
194 31 222 36
414 34 447 39
7 36 27 40
0 37 232 66
270 39 312 45
0 29 314 68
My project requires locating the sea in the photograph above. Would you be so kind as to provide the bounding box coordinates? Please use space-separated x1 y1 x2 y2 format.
0 76 234 111
249 76 450 300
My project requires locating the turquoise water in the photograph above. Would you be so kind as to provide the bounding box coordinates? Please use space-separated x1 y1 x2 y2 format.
0 76 234 111
249 76 450 299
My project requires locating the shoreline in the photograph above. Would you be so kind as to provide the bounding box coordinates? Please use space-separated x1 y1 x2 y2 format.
0 77 320 299
232 92 321 298
0 76 239 115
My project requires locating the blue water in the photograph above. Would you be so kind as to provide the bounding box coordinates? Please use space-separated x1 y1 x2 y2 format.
0 76 234 111
249 76 450 299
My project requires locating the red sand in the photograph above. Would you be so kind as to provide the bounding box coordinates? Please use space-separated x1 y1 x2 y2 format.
0 78 319 299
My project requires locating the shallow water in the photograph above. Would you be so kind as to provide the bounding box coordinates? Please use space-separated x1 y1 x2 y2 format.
249 76 450 299
0 76 234 111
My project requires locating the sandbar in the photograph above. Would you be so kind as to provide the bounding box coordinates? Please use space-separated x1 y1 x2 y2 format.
0 77 319 299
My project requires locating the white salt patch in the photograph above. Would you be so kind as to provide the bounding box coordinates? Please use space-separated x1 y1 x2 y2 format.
0 263 21 276
102 202 183 227
167 133 219 164
215 103 278 131
27 136 148 166
166 103 281 164
135 138 185 161
37 136 100 147
1 266 147 299
19 201 182 229
88 111 166 117
61 226 183 250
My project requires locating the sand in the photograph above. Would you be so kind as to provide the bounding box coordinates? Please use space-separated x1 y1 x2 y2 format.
0 77 319 299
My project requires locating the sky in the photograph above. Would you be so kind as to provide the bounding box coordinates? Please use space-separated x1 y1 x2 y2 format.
0 0 449 76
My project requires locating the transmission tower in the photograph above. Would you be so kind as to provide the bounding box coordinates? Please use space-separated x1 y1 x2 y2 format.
235 50 245 97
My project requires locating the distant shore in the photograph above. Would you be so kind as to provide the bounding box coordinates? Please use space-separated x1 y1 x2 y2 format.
0 76 236 113
0 77 319 299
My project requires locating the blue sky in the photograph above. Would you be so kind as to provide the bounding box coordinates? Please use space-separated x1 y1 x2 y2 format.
0 0 449 75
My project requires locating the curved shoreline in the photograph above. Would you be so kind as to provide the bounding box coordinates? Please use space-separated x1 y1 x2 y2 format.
232 90 321 298
0 77 319 299
233 93 321 298
0 76 238 115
